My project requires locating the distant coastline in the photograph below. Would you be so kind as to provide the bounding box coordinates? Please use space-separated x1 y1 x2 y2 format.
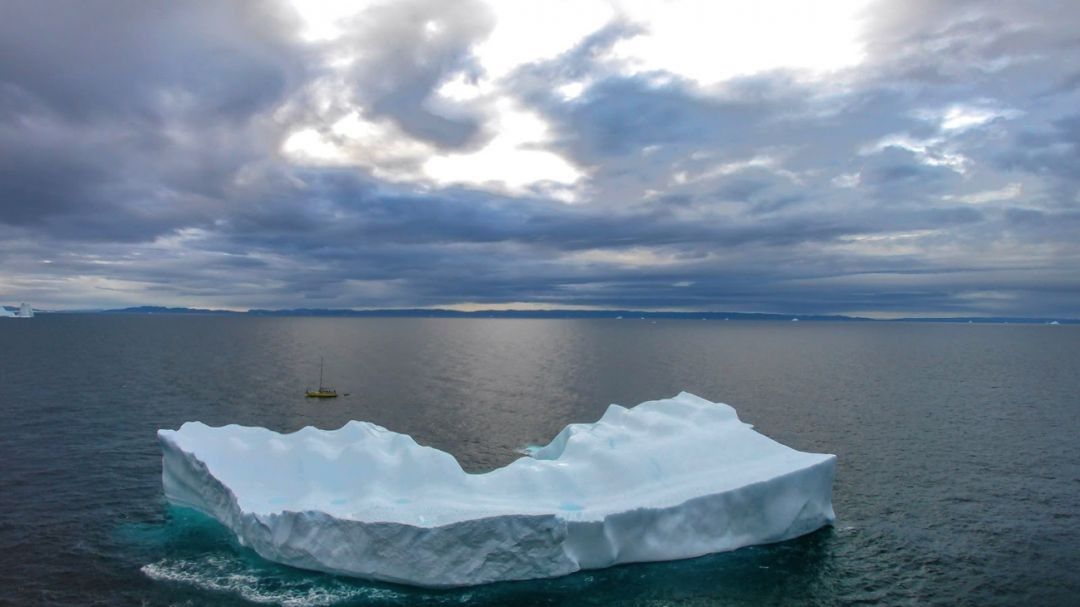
27 306 1079 324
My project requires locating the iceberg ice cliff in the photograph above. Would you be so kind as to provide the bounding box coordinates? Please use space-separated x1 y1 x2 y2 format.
157 392 835 587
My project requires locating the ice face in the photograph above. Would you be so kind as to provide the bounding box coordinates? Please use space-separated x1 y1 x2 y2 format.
157 392 836 587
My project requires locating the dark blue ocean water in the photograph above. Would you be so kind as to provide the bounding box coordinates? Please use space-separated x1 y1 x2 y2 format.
1 316 1077 606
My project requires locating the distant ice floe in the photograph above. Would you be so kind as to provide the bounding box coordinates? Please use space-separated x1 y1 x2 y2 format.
157 392 836 587
0 300 33 317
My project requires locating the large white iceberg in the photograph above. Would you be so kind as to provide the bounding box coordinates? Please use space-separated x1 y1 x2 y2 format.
157 392 835 587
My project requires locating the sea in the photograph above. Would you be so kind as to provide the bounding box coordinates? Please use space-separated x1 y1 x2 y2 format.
1 316 1077 606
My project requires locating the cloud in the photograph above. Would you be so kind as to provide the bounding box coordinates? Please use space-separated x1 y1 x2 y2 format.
0 0 308 242
0 1 304 121
337 0 495 149
943 182 1023 204
0 0 1079 317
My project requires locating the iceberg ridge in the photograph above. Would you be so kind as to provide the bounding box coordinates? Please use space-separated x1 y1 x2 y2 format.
157 392 836 587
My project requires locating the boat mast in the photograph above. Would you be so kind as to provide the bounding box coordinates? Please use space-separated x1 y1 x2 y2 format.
319 356 324 389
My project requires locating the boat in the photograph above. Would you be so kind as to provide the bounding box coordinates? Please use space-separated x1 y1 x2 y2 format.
305 357 338 398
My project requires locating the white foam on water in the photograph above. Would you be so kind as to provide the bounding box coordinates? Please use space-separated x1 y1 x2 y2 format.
141 556 398 606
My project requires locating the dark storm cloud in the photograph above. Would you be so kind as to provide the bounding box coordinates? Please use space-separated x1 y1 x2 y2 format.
1000 113 1080 205
0 1 302 121
0 0 307 239
513 62 796 166
112 164 989 314
859 0 1080 85
339 0 496 149
0 0 1078 316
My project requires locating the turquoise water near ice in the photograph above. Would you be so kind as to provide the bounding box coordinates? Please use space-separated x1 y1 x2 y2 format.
1 316 1078 605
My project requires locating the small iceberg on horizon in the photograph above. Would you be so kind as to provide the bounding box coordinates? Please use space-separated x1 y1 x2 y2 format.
157 393 836 588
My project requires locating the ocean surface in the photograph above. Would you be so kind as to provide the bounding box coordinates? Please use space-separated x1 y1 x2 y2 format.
1 316 1077 606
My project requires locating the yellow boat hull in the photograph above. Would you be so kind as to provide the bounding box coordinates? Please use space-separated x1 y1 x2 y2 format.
306 390 338 398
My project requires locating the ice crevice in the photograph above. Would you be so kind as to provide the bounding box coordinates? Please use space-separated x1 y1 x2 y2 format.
157 392 836 587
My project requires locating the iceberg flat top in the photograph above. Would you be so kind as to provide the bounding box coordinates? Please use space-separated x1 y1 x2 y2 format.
158 392 836 586
161 392 830 526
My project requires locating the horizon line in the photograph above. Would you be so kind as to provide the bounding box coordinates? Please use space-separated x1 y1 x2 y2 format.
13 305 1077 323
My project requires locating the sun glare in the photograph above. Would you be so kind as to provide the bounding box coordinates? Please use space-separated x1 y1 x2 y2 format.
423 99 583 195
610 0 869 84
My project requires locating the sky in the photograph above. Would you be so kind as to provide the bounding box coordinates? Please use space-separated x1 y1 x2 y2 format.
1 0 1078 317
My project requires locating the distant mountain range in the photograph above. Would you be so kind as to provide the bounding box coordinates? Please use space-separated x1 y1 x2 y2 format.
37 306 1077 324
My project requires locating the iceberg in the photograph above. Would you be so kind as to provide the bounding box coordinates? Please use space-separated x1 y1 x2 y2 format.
157 392 835 587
